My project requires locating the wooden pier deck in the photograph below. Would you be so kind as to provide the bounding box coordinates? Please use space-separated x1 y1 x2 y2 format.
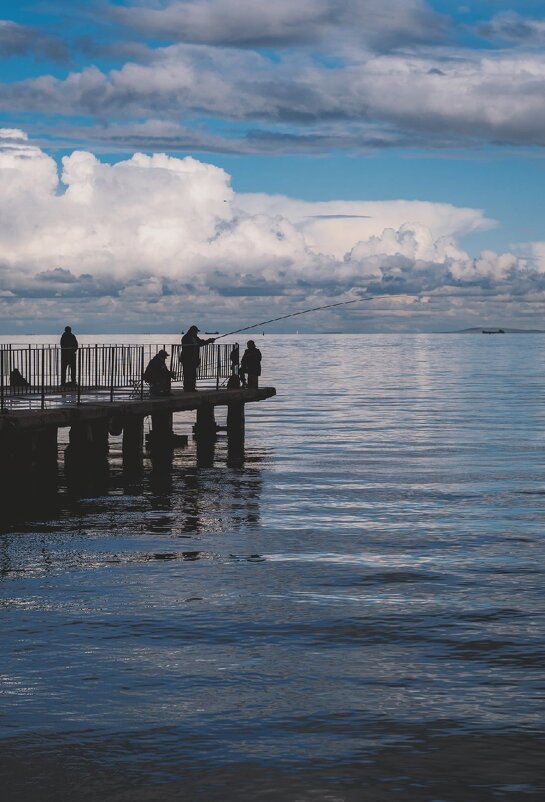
0 386 276 433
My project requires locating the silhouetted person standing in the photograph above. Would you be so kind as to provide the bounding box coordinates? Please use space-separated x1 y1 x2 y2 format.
240 340 262 388
60 325 78 385
181 325 215 391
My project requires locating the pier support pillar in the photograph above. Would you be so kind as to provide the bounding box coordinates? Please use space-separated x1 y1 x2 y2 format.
150 411 173 445
227 402 245 466
32 428 58 475
148 412 174 461
0 426 59 516
32 428 59 498
122 415 144 471
65 419 109 496
194 405 216 442
69 419 109 459
227 402 245 441
149 412 174 486
2 427 59 502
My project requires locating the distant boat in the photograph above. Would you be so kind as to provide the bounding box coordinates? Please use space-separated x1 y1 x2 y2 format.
205 331 219 335
482 329 505 334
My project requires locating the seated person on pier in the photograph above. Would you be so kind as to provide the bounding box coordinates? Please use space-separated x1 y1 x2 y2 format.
9 368 30 388
144 350 174 396
240 340 262 388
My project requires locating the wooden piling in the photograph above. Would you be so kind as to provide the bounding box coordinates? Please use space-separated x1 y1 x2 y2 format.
194 404 216 441
150 411 173 446
33 428 58 473
122 415 144 471
65 419 109 496
227 401 245 466
227 402 245 442
69 419 109 458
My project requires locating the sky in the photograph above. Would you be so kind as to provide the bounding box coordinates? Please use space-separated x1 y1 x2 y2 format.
0 1 544 333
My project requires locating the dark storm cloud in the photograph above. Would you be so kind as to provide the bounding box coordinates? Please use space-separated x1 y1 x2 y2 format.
0 19 69 63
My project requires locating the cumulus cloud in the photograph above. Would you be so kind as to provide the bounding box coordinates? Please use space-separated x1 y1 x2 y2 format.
236 195 493 259
107 0 445 50
2 44 545 148
1 129 544 332
0 19 68 62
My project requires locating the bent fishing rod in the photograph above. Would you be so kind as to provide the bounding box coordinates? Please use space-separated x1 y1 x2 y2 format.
215 293 413 340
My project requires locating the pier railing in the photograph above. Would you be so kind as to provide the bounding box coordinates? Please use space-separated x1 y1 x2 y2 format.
0 342 238 409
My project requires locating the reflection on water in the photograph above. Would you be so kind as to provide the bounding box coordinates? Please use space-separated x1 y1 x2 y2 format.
1 334 545 801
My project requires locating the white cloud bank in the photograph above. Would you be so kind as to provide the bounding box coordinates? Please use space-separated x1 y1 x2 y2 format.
1 128 544 332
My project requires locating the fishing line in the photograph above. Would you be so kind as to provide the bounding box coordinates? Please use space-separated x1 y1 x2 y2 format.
215 293 413 339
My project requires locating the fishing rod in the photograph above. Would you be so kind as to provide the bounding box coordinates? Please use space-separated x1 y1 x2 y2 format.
215 293 411 339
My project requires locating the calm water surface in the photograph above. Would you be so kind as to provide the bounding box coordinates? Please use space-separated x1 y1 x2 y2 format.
1 334 544 801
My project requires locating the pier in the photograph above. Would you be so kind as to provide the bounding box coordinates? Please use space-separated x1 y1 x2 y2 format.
0 342 276 507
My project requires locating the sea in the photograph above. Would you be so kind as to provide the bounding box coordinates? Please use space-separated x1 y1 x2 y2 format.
1 333 544 801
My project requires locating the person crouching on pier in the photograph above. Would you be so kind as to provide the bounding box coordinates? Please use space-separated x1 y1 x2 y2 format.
144 350 174 396
240 340 262 388
60 325 78 386
181 325 215 392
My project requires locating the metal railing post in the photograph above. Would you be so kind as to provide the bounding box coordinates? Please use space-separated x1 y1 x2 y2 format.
41 349 46 409
216 346 221 390
1 349 4 411
77 349 82 404
110 346 115 402
140 346 145 399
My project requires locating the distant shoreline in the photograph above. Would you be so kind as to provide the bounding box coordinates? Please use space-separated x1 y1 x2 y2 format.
445 328 545 334
1 329 544 338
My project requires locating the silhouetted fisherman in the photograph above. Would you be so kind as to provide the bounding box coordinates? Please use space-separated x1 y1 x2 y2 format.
240 340 262 388
144 349 174 396
181 325 215 391
60 325 78 385
226 344 241 388
230 345 239 374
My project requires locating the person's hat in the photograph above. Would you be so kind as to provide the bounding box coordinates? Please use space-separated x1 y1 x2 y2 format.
158 349 169 357
189 325 200 332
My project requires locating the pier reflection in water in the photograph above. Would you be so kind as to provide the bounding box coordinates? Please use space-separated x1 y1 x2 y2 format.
1 334 545 801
